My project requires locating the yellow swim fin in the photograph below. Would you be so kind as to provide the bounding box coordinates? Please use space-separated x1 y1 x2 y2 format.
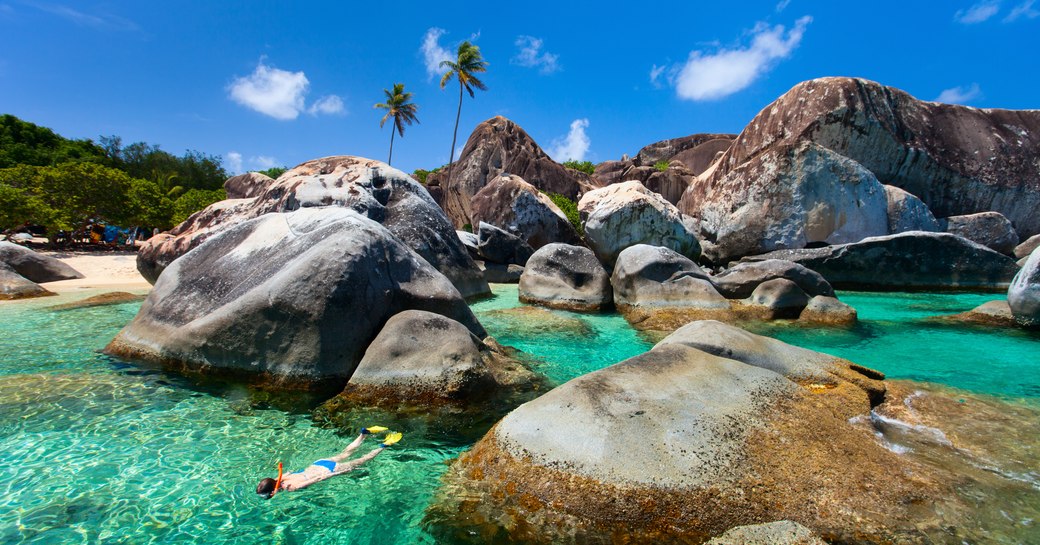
362 426 388 434
381 432 403 447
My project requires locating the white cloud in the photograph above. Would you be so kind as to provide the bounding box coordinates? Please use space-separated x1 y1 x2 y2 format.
226 152 243 174
549 119 591 162
252 156 278 169
934 83 982 104
308 95 345 116
1005 0 1040 20
668 16 812 102
421 27 453 80
228 60 309 120
512 35 560 74
955 1 1001 23
649 64 668 88
776 0 792 11
26 2 139 31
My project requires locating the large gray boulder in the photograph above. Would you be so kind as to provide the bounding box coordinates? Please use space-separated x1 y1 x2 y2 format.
0 266 53 300
683 140 890 263
1008 247 1040 327
518 243 612 312
710 259 834 299
470 173 580 249
0 241 83 283
107 208 484 389
681 77 1040 244
611 244 729 328
744 278 811 320
941 211 1020 255
433 321 945 543
743 231 1020 290
137 157 490 299
427 116 597 228
799 295 858 325
885 185 941 234
578 180 700 265
330 310 538 406
223 171 275 199
476 222 535 266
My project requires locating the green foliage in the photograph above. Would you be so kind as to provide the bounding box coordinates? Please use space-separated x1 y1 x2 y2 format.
562 160 595 175
546 193 583 237
127 178 174 228
0 114 108 168
653 160 670 172
0 182 55 233
171 189 226 225
255 167 287 180
102 137 227 191
411 165 444 185
461 223 473 233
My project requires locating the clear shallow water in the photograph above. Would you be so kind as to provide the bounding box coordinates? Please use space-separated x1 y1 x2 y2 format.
0 286 1038 544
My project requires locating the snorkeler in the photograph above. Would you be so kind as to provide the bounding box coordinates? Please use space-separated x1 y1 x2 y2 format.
256 426 402 498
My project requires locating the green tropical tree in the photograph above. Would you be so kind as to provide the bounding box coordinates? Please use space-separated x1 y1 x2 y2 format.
440 41 488 186
373 83 419 166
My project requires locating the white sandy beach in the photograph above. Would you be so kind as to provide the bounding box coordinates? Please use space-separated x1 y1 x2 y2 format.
38 250 152 292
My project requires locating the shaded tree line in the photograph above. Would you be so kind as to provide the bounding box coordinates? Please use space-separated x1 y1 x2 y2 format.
0 114 231 239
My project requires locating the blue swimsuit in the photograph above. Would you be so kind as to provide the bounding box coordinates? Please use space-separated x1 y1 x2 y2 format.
292 459 337 474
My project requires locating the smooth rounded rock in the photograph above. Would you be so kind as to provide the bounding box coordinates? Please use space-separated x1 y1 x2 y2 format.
885 185 941 234
107 208 484 390
476 222 534 266
482 262 524 284
223 171 275 199
0 266 54 300
611 244 728 328
0 241 83 283
578 180 700 265
519 243 612 312
470 173 580 249
745 278 810 319
711 259 834 299
942 211 1019 256
1014 234 1040 260
799 295 858 325
1008 247 1040 326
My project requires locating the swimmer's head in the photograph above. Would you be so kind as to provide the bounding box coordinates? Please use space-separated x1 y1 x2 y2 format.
256 478 277 499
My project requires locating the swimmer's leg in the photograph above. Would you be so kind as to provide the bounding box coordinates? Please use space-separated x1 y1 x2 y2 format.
328 432 367 463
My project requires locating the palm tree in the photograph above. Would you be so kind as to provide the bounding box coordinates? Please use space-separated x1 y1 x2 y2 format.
440 41 488 186
373 83 419 166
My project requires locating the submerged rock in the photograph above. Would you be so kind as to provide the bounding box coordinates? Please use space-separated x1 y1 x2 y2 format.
941 211 1019 256
137 156 489 299
705 521 826 545
938 299 1017 327
518 243 612 312
470 173 580 248
579 181 701 265
431 321 946 543
1008 247 1040 326
744 231 1020 290
47 291 145 311
328 310 539 408
0 241 83 283
480 306 593 338
107 208 483 390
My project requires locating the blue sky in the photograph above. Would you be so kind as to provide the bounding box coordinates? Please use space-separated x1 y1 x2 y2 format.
1 1 1038 175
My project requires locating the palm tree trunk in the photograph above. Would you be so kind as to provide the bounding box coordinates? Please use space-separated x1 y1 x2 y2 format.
388 125 396 166
445 80 464 188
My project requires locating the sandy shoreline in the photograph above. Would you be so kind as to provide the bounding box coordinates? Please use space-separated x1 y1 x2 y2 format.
38 250 153 292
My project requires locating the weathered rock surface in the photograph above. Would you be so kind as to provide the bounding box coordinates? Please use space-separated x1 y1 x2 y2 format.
611 244 729 328
711 259 834 299
427 116 596 228
47 291 146 311
579 181 700 265
705 520 826 545
137 157 490 298
682 77 1040 255
476 222 534 266
433 321 947 544
0 241 83 283
744 232 1020 290
0 266 53 299
885 185 941 234
1015 234 1040 260
470 173 580 248
456 230 480 258
634 133 736 169
519 243 612 312
481 262 524 284
941 211 1020 255
330 310 537 406
107 208 484 390
938 299 1017 327
744 278 810 319
799 295 858 325
1008 247 1040 326
223 171 275 199
683 140 890 263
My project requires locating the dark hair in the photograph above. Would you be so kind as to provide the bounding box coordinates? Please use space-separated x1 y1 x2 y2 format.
257 477 277 498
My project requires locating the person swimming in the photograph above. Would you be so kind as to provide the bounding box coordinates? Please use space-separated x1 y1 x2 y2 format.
256 427 402 498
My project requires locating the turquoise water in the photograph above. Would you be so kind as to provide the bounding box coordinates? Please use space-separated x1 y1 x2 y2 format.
0 286 1038 544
